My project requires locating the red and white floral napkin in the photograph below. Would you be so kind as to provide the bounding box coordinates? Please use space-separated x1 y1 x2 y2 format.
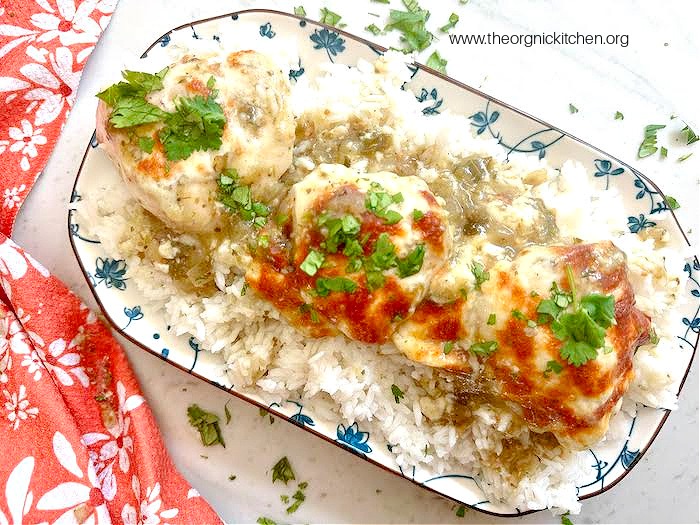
0 2 222 523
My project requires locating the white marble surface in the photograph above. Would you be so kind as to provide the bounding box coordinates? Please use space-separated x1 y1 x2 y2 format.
12 0 700 523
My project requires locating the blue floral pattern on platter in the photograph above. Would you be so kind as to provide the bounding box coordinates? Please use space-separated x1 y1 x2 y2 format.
68 10 698 518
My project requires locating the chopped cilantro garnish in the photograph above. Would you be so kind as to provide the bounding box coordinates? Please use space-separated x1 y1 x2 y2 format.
272 456 295 484
187 404 225 447
638 124 666 158
319 213 361 253
649 327 660 345
391 384 405 403
511 309 527 321
294 6 306 16
316 276 357 296
443 341 454 354
346 257 363 273
561 511 574 525
137 136 155 153
439 13 459 32
396 244 425 278
470 261 489 291
681 124 699 145
300 249 325 276
412 209 424 221
544 360 563 376
299 303 320 324
367 233 398 269
366 271 386 291
468 340 498 357
487 313 496 325
319 7 345 27
258 235 270 249
217 172 270 227
366 23 382 35
275 213 288 225
614 111 624 120
569 103 579 114
678 152 693 162
366 183 403 224
456 505 466 518
385 2 433 53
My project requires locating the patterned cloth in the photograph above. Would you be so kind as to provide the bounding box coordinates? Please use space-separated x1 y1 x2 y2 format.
0 2 222 523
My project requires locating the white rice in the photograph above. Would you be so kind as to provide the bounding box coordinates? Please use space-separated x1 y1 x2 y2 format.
78 46 691 513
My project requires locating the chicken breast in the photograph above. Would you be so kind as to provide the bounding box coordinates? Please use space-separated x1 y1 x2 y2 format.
246 164 452 343
392 242 650 449
96 50 295 233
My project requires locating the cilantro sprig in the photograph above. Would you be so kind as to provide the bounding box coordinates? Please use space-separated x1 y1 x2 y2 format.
537 265 615 367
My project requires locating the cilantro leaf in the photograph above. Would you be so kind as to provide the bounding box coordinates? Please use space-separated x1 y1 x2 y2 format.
365 183 403 224
412 209 424 221
561 511 574 525
544 360 563 376
665 195 681 210
681 123 699 145
470 261 489 290
456 505 466 518
272 456 295 484
366 23 382 35
678 152 693 162
367 233 397 271
138 136 155 153
580 293 615 329
426 51 447 74
391 384 404 403
121 68 168 92
487 313 496 325
468 340 498 357
316 276 357 296
439 13 459 33
224 400 231 425
217 172 270 227
109 97 168 128
187 404 225 447
294 6 306 16
614 111 624 120
366 270 386 291
257 518 277 525
159 94 226 161
396 244 425 277
443 341 454 354
300 250 325 276
569 103 579 114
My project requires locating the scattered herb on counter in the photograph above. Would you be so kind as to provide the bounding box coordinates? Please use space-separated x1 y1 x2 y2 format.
561 511 574 525
456 505 466 518
569 103 579 114
470 261 490 291
286 481 309 514
487 313 496 325
637 124 666 158
372 0 390 3
280 494 289 504
468 340 498 357
660 146 668 158
224 400 231 425
443 341 455 354
678 152 693 162
294 6 306 16
439 13 459 33
256 518 277 525
391 384 405 403
681 124 699 145
426 50 447 74
366 23 382 35
544 360 564 376
319 7 345 27
665 195 681 210
228 474 237 481
259 407 275 424
272 456 296 485
614 111 624 120
384 1 433 53
187 404 225 447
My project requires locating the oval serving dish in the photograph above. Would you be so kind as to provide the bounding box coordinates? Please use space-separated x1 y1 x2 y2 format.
68 9 699 517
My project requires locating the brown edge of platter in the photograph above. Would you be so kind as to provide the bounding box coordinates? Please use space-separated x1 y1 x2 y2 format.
67 8 699 519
